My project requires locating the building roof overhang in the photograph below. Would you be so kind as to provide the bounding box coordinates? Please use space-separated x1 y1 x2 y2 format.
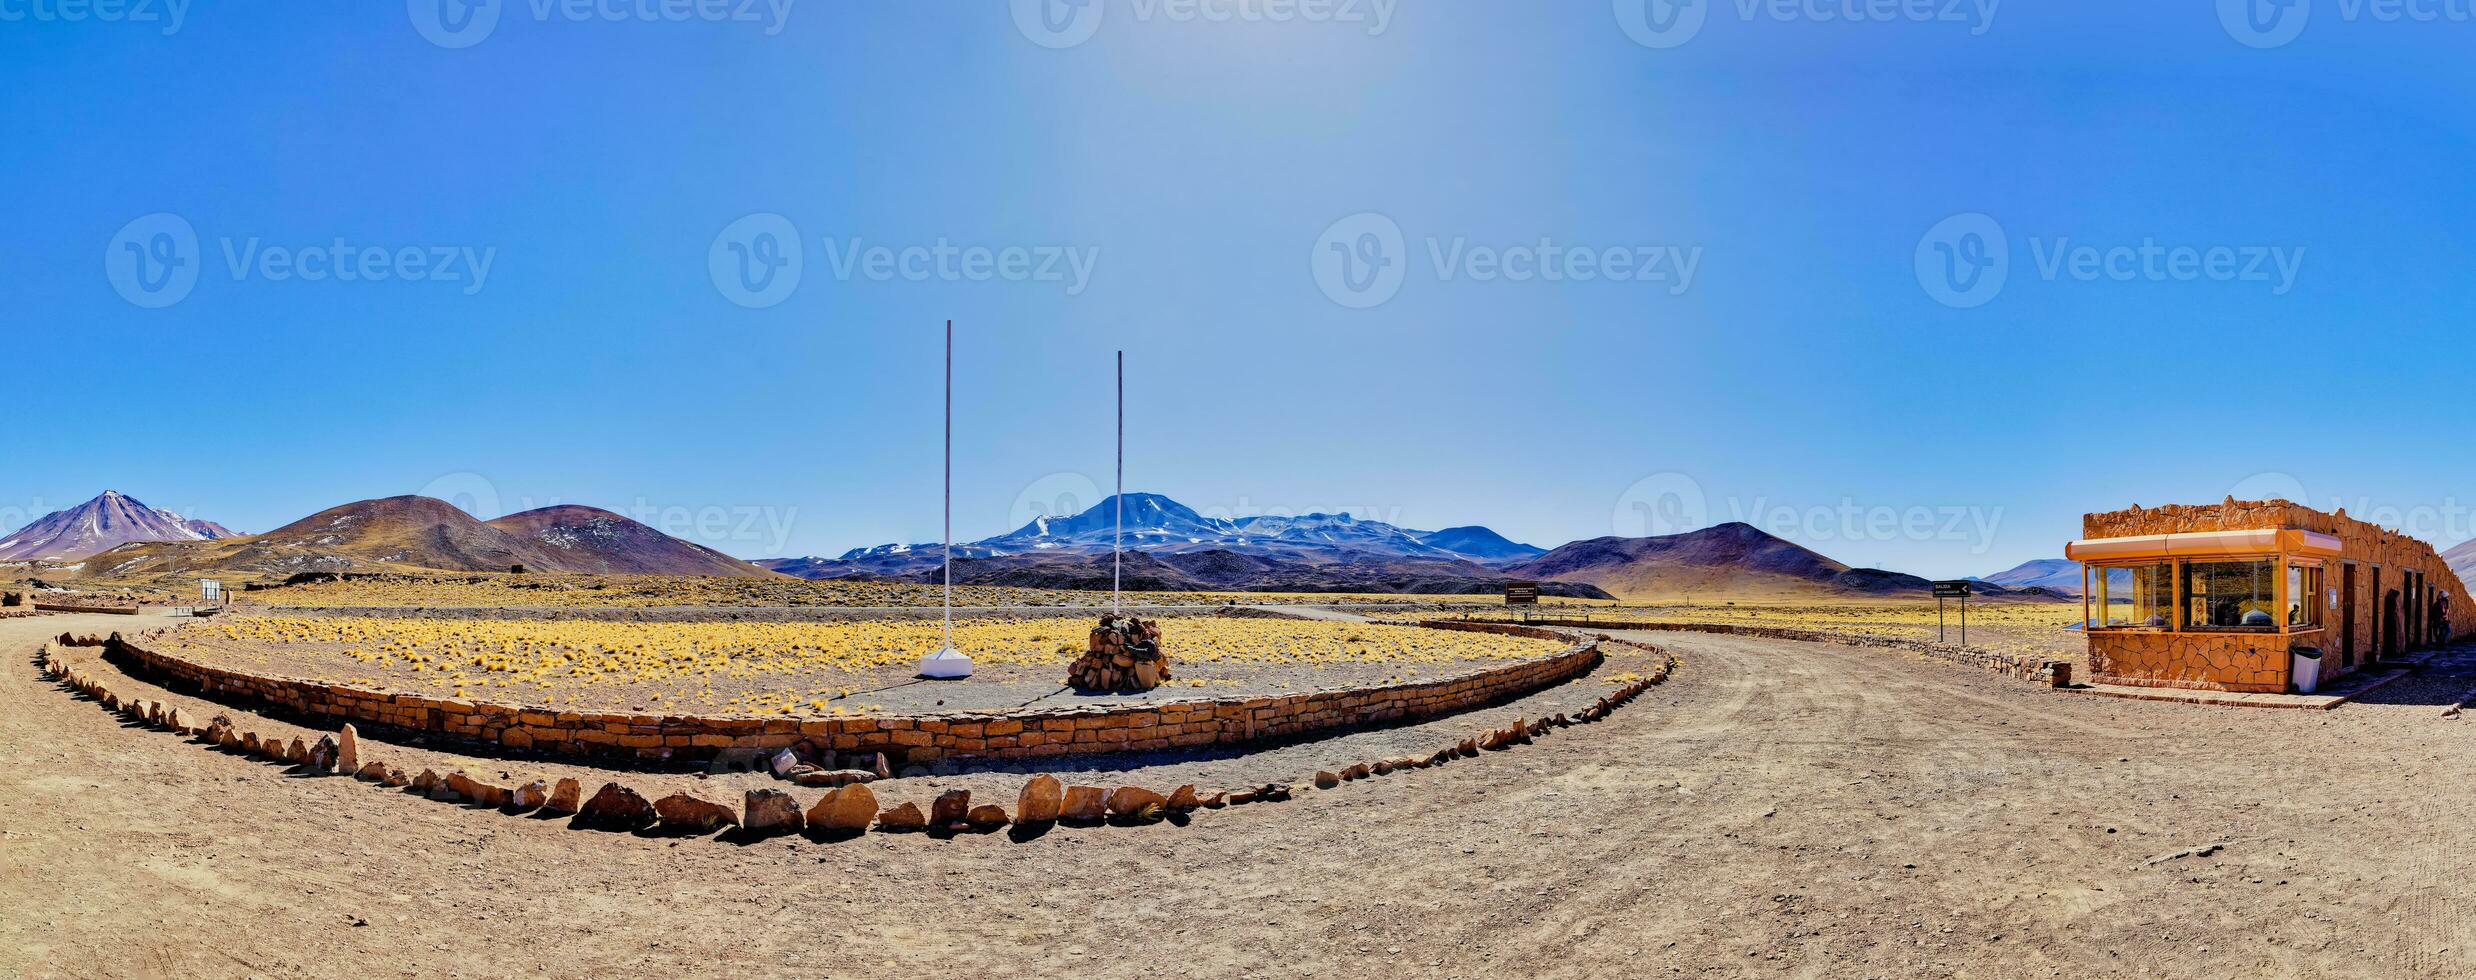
2067 528 2345 563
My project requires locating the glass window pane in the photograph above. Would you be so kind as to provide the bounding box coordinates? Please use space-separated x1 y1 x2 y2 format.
2185 559 2278 630
2092 562 2173 629
2289 564 2324 628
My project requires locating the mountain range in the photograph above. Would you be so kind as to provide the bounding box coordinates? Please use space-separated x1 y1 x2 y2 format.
65 495 775 581
761 494 1548 578
1976 558 2085 596
0 491 235 562
758 493 1588 597
12 488 2074 602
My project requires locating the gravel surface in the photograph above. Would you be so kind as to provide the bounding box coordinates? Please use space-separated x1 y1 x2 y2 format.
8 612 2476 978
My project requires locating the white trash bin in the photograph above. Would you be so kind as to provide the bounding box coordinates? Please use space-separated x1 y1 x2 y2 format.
2291 647 2323 695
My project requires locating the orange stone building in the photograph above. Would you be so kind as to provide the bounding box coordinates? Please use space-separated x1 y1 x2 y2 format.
2067 498 2473 694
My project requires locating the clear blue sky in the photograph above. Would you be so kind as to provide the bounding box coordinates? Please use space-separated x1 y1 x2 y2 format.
6 2 2474 578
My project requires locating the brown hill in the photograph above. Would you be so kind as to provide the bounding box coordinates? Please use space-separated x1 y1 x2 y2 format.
1506 523 1934 600
78 496 774 583
486 505 772 578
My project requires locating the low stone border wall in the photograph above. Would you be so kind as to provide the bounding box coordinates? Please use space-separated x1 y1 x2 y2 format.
103 623 1607 767
251 602 1522 624
1478 618 2072 688
35 603 142 615
38 634 1676 843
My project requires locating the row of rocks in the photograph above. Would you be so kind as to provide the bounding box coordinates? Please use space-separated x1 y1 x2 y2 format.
41 643 1297 840
1308 653 1675 791
40 628 1677 846
1475 618 2073 688
56 631 110 648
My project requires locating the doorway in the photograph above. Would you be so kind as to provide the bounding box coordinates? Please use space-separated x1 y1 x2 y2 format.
2341 563 2358 668
2383 589 2402 660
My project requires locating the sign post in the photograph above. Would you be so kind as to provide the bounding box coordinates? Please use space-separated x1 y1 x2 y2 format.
1932 580 1974 644
1505 582 1541 608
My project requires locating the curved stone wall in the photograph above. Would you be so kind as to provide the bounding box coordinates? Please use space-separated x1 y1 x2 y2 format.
1454 618 2072 688
103 622 1604 767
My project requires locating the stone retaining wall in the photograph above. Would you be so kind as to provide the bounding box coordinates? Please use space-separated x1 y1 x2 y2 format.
39 636 1680 844
35 603 142 615
105 622 1605 767
1489 619 2072 688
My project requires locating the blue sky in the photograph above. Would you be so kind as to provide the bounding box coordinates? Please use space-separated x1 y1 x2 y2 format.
5 1 2475 579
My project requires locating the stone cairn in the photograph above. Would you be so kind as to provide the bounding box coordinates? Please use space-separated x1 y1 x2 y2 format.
1067 615 1170 693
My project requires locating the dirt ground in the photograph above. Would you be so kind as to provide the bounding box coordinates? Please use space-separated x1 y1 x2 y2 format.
6 612 2475 979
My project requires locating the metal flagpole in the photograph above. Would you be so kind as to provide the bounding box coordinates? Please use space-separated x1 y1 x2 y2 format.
944 319 953 651
916 319 972 679
1114 350 1123 615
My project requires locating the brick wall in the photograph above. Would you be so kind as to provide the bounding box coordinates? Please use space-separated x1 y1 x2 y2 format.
105 622 1605 766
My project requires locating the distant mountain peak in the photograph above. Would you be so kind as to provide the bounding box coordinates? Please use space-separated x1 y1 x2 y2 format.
0 491 237 562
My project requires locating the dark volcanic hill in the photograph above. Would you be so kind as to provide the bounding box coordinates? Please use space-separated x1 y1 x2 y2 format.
0 491 236 562
486 506 774 578
80 496 775 581
1415 526 1547 565
1504 522 1934 600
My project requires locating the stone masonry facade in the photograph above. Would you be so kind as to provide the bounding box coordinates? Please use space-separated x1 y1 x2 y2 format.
2082 498 2476 693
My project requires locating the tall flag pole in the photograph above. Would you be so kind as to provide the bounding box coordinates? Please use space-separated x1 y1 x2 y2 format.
918 319 973 679
1114 350 1124 614
945 319 954 649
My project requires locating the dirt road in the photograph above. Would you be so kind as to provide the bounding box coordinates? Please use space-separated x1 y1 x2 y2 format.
5 613 2470 978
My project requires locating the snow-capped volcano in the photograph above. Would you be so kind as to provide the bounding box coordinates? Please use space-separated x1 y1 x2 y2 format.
0 491 237 562
760 492 1541 579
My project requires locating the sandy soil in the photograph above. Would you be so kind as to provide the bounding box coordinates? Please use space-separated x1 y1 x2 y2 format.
6 612 2475 979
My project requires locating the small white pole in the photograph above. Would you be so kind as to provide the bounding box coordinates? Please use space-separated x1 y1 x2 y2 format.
1114 350 1124 615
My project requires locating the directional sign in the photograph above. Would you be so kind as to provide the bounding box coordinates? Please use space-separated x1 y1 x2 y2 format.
1932 581 1974 599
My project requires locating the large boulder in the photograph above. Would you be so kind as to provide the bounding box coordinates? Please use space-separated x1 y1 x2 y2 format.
545 778 583 815
808 784 879 833
575 783 658 832
1107 786 1168 818
337 725 360 772
930 790 972 828
743 789 804 836
875 801 927 833
446 773 509 808
1015 775 1064 824
966 805 1010 829
1061 785 1109 821
654 793 739 833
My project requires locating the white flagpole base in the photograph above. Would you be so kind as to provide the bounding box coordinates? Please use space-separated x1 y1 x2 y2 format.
917 646 975 680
